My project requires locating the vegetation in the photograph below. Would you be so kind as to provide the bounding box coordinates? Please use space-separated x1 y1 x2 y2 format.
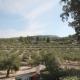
0 50 21 77
63 76 80 80
60 0 80 42
46 37 50 43
0 1 80 80
42 52 63 80
0 35 80 79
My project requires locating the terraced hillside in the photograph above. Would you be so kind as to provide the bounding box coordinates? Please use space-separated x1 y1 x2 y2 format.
0 35 80 80
0 35 80 62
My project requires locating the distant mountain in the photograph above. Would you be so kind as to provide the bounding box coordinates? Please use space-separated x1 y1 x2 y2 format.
29 35 60 40
0 34 77 45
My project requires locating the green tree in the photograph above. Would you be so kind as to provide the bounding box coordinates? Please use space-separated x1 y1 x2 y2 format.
27 50 42 66
36 36 39 43
63 76 80 80
19 36 24 42
46 37 50 43
25 49 63 79
26 36 31 43
42 52 62 80
60 0 80 42
0 50 21 77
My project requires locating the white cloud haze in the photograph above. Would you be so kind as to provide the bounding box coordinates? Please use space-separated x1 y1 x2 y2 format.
0 0 75 38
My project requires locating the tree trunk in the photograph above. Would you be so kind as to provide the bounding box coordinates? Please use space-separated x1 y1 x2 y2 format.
6 68 10 78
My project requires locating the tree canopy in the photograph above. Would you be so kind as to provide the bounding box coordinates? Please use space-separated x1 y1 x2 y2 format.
60 0 80 42
0 50 21 77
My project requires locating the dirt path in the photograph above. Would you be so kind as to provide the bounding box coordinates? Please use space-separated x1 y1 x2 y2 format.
0 65 45 80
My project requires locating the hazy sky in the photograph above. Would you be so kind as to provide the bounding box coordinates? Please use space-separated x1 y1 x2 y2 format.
0 0 75 38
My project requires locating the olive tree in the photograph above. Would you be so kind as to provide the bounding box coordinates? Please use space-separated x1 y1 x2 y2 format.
0 50 21 77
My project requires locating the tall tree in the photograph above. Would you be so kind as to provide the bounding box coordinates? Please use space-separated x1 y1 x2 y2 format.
46 37 50 43
0 50 21 77
42 52 62 80
60 0 80 42
36 36 39 43
19 36 24 42
30 49 63 79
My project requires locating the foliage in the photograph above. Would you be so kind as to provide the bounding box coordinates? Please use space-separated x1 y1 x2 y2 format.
0 35 80 79
27 49 43 66
63 76 80 80
46 37 50 43
0 50 21 77
60 0 80 42
42 52 63 80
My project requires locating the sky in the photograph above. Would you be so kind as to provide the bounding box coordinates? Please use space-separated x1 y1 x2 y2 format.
0 0 75 38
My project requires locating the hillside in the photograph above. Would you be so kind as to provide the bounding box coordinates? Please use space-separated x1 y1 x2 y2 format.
0 35 80 80
0 35 80 62
0 35 79 49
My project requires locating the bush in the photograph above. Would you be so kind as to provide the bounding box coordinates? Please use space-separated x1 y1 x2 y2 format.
63 76 80 80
